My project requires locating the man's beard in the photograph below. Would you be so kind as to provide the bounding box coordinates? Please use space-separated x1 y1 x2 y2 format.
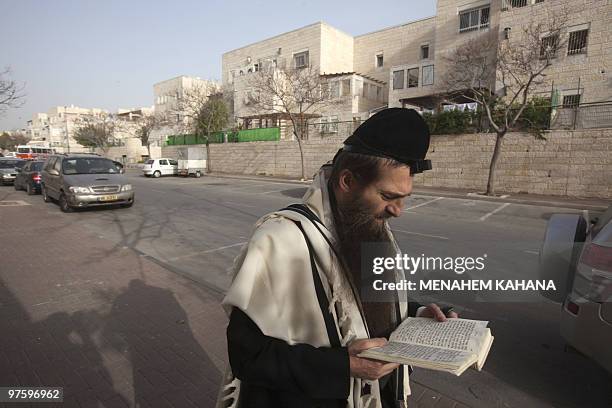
332 192 399 338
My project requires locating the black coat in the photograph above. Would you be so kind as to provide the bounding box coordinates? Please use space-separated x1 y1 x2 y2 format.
227 302 423 408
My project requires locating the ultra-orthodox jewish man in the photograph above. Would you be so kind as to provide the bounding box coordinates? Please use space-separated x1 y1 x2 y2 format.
218 108 458 408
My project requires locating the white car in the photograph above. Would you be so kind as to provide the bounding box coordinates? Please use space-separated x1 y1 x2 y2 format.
142 158 178 178
540 205 612 373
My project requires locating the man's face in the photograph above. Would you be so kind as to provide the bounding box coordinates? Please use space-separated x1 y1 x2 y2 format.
335 164 412 242
333 163 412 286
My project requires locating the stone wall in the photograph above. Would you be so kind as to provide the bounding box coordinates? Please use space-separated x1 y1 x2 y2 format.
175 128 612 199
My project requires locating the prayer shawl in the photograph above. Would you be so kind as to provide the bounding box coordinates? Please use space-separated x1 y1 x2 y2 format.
218 165 411 408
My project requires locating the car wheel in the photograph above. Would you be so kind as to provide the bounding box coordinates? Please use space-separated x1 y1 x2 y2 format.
26 183 34 195
42 186 51 202
59 193 73 213
195 171 202 178
153 171 161 178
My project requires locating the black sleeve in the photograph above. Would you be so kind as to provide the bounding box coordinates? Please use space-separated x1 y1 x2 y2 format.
408 302 423 317
227 307 350 400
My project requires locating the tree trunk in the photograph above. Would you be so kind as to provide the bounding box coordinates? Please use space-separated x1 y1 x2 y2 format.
485 132 505 196
146 143 151 158
205 140 211 174
295 131 306 181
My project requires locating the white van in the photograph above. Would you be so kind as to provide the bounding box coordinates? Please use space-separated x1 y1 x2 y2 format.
142 158 178 178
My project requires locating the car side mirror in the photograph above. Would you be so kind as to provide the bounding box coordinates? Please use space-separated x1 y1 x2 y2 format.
49 169 59 176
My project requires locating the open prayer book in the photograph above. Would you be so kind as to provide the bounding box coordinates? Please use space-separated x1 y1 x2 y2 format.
358 317 494 376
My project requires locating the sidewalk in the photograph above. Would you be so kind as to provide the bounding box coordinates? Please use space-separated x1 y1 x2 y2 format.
205 171 611 211
0 200 469 407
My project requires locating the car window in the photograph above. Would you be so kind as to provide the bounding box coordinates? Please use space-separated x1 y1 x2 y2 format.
31 162 44 171
61 158 119 175
45 157 56 171
145 159 154 165
15 161 27 168
53 158 62 172
169 160 178 165
0 160 21 168
159 159 168 165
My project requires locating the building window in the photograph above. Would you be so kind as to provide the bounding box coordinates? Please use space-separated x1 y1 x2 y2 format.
341 79 351 96
408 68 419 88
293 51 309 69
362 82 369 98
562 94 581 108
393 70 404 90
511 0 528 7
376 53 384 68
330 81 340 98
420 45 429 60
568 29 589 55
540 34 559 58
459 6 489 33
376 85 382 101
254 63 260 72
422 65 434 86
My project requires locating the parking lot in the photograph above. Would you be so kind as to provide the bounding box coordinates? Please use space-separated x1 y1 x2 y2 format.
1 170 611 407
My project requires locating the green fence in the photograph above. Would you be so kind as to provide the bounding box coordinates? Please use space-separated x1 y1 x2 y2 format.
166 127 280 145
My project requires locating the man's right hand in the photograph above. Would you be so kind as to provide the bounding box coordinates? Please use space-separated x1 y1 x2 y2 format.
348 338 400 381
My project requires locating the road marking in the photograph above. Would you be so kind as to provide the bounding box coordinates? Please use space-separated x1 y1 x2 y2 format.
168 241 247 261
403 197 444 211
0 200 31 206
224 201 257 208
524 250 540 255
392 229 449 240
258 189 288 195
479 203 511 221
151 189 166 193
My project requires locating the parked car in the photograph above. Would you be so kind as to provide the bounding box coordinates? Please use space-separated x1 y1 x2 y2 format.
0 158 26 185
142 158 178 178
540 205 612 373
14 160 44 194
41 154 134 212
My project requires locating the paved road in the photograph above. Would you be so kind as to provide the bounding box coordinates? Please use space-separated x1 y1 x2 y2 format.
1 171 610 407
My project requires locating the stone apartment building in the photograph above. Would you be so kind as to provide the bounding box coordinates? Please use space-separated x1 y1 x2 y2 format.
26 105 155 153
150 75 220 147
222 0 611 137
27 105 109 153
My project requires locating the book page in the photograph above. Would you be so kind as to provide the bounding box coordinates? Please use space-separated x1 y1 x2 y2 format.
366 342 473 365
390 317 489 353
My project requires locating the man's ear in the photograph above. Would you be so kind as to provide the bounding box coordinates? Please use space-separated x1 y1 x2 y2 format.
338 169 354 193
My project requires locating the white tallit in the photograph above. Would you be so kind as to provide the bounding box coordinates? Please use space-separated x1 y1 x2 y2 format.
218 165 411 408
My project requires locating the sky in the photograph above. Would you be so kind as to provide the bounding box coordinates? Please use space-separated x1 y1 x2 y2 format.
0 0 436 131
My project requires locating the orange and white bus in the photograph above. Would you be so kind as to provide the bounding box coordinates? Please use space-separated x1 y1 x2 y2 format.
16 145 56 160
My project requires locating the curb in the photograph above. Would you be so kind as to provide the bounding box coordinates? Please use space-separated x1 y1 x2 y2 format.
204 172 610 211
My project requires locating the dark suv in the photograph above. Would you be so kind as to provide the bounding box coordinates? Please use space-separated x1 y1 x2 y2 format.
14 160 45 194
41 154 134 212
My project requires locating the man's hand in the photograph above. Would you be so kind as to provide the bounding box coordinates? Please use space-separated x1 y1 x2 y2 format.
418 303 459 321
348 338 400 381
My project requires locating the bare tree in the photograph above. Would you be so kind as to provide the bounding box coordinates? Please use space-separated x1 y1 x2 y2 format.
136 114 162 157
194 95 229 173
441 11 568 195
246 64 337 180
74 114 123 155
172 81 222 170
0 131 27 151
0 67 25 117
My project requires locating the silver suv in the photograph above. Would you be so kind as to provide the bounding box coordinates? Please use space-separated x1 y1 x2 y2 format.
41 154 134 212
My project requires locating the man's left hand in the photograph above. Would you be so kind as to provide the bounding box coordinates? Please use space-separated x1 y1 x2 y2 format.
418 303 459 322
